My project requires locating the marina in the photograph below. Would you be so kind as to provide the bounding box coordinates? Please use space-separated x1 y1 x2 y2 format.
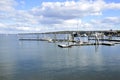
1 0 120 80
18 30 120 48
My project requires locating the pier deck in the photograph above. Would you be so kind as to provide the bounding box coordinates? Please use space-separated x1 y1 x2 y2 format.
71 42 115 46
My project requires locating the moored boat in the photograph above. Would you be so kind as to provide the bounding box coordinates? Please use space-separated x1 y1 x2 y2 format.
58 44 72 48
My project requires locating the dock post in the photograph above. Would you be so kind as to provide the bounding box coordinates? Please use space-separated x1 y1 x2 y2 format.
37 34 39 40
95 33 99 45
54 33 56 42
88 36 90 42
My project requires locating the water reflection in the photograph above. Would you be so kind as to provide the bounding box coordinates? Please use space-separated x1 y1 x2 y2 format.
0 35 120 80
39 45 104 72
0 48 17 80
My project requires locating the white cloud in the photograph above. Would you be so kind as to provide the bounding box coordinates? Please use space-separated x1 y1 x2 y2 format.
0 0 17 23
91 17 120 25
16 10 39 24
106 2 120 9
0 0 16 12
0 23 6 28
0 0 120 33
31 0 120 25
16 27 38 31
64 19 80 24
103 17 120 24
90 17 120 30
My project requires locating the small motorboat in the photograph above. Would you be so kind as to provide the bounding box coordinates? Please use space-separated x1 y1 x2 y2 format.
58 44 72 48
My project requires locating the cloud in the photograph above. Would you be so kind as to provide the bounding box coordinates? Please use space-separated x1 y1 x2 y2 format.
0 0 120 33
91 17 120 25
101 17 120 24
16 10 39 24
33 1 102 20
106 2 120 9
90 17 120 30
31 0 120 25
0 23 5 27
0 0 17 22
0 0 16 12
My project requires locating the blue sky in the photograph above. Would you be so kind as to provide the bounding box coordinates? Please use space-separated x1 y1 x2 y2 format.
0 0 120 33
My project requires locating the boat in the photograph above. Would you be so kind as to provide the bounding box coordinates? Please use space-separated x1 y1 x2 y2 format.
81 34 87 37
58 44 72 48
48 39 54 43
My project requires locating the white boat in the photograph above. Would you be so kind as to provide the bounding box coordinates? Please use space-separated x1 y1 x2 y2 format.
48 39 54 43
81 34 87 37
58 44 72 48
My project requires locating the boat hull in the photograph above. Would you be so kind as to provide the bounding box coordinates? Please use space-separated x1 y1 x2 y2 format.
58 44 72 48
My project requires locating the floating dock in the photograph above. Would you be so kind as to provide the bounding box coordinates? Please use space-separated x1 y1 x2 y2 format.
89 39 120 42
71 42 115 46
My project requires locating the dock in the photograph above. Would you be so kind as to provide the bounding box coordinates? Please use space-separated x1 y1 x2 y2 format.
18 30 120 48
89 39 120 42
71 42 115 46
100 42 115 46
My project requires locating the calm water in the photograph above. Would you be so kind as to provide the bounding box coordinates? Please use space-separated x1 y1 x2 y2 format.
0 34 120 80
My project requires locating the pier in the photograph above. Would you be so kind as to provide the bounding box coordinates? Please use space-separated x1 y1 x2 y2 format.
18 30 120 47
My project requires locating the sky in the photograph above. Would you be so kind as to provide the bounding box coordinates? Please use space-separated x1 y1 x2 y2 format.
0 0 120 34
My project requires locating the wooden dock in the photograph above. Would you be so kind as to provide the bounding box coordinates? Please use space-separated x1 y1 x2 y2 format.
70 42 115 47
19 38 75 42
100 42 115 46
89 39 120 42
19 38 48 41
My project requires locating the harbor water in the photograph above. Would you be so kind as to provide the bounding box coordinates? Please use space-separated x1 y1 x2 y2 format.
0 34 120 80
